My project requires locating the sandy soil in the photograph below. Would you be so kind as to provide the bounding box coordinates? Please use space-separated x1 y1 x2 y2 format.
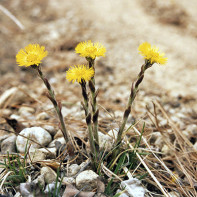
1 1 197 196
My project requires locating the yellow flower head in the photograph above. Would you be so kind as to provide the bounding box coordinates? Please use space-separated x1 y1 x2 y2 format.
75 40 106 59
138 42 167 65
16 44 48 67
66 65 94 83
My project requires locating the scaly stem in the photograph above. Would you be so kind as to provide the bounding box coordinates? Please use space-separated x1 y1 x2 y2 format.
86 113 97 170
113 61 152 157
87 58 99 151
80 80 89 116
34 65 70 144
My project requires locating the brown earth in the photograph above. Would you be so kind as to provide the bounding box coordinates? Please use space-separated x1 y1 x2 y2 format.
1 0 197 195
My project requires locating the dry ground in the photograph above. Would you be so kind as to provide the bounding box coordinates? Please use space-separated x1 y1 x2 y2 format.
1 0 197 196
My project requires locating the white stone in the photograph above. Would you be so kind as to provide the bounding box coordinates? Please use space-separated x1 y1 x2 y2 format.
43 125 57 136
76 170 99 191
36 112 50 120
38 148 57 159
0 87 28 108
10 114 21 120
121 178 145 197
29 149 47 162
19 107 35 115
67 164 80 177
62 177 75 184
40 166 57 184
48 137 66 148
16 127 52 153
1 135 17 154
161 145 170 155
98 129 118 151
169 191 180 197
193 142 197 151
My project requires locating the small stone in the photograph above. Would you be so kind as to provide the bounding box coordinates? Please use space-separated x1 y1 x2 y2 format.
43 125 57 136
67 164 80 177
1 135 17 154
36 112 50 120
48 137 66 148
161 145 170 155
54 129 63 139
40 166 57 184
168 191 180 197
29 149 47 162
116 190 129 197
160 119 168 127
62 177 76 184
38 148 57 159
33 174 45 188
193 142 197 151
19 107 35 115
76 170 99 191
98 129 118 151
0 131 11 147
1 109 12 116
120 178 145 197
0 87 28 108
16 127 52 153
10 114 21 120
44 182 61 194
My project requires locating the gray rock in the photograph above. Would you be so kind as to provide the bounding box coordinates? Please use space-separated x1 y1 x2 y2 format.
33 174 45 189
1 135 17 154
0 87 28 108
40 166 57 184
67 164 80 177
16 127 52 153
43 125 57 136
62 177 75 184
36 112 50 120
29 149 47 162
76 170 99 191
98 129 118 151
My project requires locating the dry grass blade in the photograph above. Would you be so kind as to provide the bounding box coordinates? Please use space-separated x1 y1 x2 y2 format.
0 4 25 30
126 139 171 197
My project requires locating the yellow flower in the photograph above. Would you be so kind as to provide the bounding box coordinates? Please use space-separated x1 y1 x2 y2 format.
66 65 94 83
75 40 106 59
16 44 48 67
138 42 167 65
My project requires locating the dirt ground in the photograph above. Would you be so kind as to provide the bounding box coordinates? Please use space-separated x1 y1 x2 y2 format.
1 0 197 196
1 0 197 98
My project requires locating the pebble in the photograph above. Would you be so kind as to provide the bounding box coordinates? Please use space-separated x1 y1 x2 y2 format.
168 191 180 197
33 174 45 188
62 177 76 184
29 149 47 162
193 142 197 151
43 125 57 136
40 166 57 184
36 112 50 120
19 106 35 115
0 87 28 108
98 129 118 151
16 127 52 153
161 144 171 155
67 164 81 177
76 170 99 191
1 135 17 154
48 137 66 148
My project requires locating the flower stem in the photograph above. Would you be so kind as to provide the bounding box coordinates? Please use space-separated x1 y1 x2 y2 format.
113 62 152 156
86 113 97 169
80 80 89 116
34 65 70 144
87 58 99 152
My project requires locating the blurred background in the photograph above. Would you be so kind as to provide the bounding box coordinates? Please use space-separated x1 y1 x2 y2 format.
1 0 197 106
